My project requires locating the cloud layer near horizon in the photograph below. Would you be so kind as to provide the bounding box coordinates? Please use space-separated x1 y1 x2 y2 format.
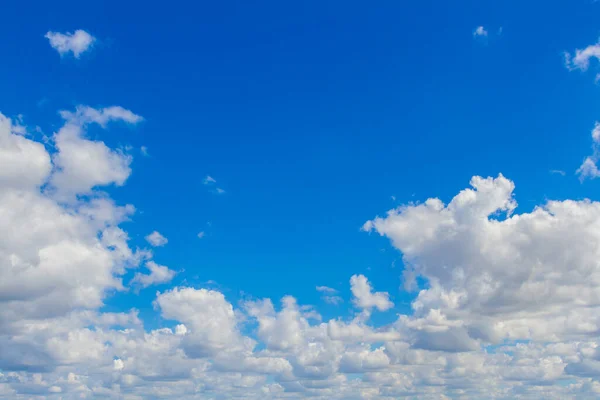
3 107 600 399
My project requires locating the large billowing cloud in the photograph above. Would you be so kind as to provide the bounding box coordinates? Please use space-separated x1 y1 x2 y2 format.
3 107 600 399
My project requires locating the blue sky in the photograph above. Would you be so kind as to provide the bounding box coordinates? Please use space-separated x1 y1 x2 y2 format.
4 1 600 399
2 0 596 305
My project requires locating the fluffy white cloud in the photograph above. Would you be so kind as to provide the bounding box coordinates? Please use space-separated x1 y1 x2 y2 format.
0 113 51 189
350 274 393 312
155 287 251 357
50 105 143 198
0 113 141 326
6 101 600 398
339 346 390 373
365 174 600 347
45 30 95 58
145 230 168 247
131 261 176 289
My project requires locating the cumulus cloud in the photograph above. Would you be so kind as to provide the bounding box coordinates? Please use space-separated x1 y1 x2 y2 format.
131 261 176 289
0 113 51 189
145 230 168 247
365 174 600 346
155 287 250 357
350 274 393 312
6 102 600 397
0 108 148 379
45 30 95 58
49 105 143 199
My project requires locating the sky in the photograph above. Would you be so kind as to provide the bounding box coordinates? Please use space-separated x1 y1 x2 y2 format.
4 0 600 399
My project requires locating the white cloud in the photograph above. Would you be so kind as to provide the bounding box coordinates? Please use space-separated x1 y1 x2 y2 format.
473 26 488 37
59 105 143 127
316 286 343 305
350 274 393 312
49 105 143 198
197 231 205 239
203 175 225 194
566 40 600 72
593 122 600 143
45 30 95 58
155 287 250 357
577 122 600 181
323 295 343 305
364 174 600 347
6 102 600 398
0 113 51 189
577 156 600 180
131 261 176 289
113 358 124 371
145 231 168 247
140 145 149 156
339 346 390 373
316 286 337 294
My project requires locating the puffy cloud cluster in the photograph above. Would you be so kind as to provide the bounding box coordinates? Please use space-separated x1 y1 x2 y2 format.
4 110 600 399
0 107 175 385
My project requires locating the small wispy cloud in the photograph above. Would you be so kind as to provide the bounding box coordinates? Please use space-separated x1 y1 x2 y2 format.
145 231 168 247
323 295 343 305
131 261 176 290
140 146 149 156
203 175 226 194
45 29 95 58
203 175 216 185
197 231 206 239
565 40 600 74
316 286 343 305
473 26 488 38
316 286 337 294
577 122 600 182
550 169 566 176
